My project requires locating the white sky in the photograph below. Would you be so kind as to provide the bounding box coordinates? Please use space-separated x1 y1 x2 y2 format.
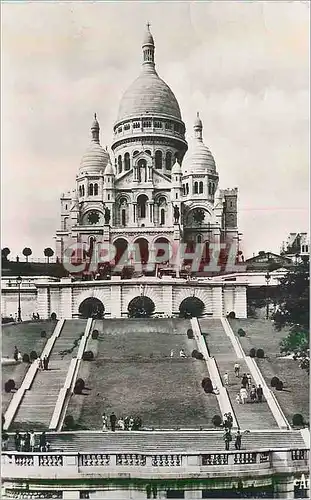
1 1 309 259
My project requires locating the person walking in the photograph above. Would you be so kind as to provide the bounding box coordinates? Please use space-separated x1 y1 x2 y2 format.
14 346 18 362
234 362 240 377
250 385 257 403
102 414 108 432
227 412 233 429
223 372 229 386
246 373 252 388
170 349 174 358
240 387 248 404
30 431 36 452
235 430 242 450
25 432 31 452
241 374 248 388
118 417 125 430
257 384 263 403
40 431 47 452
110 412 117 432
20 433 25 452
223 429 232 451
14 431 21 452
43 356 48 371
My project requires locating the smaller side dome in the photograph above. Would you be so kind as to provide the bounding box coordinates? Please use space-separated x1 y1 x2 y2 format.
172 158 182 174
182 113 216 174
104 160 115 176
80 115 109 174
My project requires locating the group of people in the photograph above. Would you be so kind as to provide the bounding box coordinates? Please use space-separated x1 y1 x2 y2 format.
223 365 264 405
222 413 243 450
13 346 22 362
37 355 49 371
102 413 142 432
170 349 187 358
13 431 49 452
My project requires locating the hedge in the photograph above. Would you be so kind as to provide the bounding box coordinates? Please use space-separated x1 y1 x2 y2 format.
187 329 194 339
271 377 279 388
40 330 47 338
92 330 99 340
256 348 264 358
275 380 284 391
249 348 256 358
22 353 30 363
30 351 38 361
82 350 94 361
292 414 304 427
212 415 222 427
4 379 15 393
64 415 75 429
238 328 246 337
201 377 212 389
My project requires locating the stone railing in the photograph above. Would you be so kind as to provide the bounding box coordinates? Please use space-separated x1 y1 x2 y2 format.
2 448 309 479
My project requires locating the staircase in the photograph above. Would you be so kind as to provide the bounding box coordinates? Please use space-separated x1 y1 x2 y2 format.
5 430 306 453
12 320 87 430
199 319 278 430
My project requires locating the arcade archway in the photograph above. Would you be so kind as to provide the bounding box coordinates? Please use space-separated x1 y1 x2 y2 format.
128 296 155 318
134 238 149 265
113 238 128 265
79 298 105 319
153 237 171 264
179 297 205 318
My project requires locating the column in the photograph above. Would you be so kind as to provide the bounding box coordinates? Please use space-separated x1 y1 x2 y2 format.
133 204 137 224
212 286 223 317
110 285 121 318
274 476 295 499
60 279 73 319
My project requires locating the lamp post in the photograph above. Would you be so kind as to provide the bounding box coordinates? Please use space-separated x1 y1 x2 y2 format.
16 275 22 322
265 271 271 320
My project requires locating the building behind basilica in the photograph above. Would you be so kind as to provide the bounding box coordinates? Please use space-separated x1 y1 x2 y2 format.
55 25 239 270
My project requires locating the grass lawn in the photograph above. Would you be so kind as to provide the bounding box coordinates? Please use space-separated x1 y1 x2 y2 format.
2 321 56 413
65 319 220 429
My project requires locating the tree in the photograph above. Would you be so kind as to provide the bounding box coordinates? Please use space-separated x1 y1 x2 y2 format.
44 247 54 263
273 258 309 353
1 248 10 261
22 247 32 263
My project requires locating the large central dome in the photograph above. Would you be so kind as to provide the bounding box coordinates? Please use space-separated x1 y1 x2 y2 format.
116 25 182 123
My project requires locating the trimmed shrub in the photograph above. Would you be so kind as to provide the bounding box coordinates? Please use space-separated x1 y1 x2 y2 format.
91 329 99 340
40 330 47 338
22 353 30 363
212 415 222 427
201 377 212 389
227 311 236 319
238 328 246 337
4 379 15 393
292 414 304 427
64 415 75 429
50 312 57 321
187 329 194 339
76 378 85 390
256 348 264 358
275 380 284 391
249 348 256 357
271 376 279 388
82 350 94 361
196 352 204 360
204 384 214 394
191 350 199 358
2 414 5 429
30 351 38 361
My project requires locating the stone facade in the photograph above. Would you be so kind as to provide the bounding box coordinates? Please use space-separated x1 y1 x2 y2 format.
1 278 247 320
55 26 240 267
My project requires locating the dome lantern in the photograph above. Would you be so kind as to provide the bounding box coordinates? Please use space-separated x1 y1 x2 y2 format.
142 22 155 71
91 113 100 144
194 112 203 141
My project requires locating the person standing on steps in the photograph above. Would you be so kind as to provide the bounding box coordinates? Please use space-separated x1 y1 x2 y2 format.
223 372 229 386
30 430 36 452
234 362 240 377
247 373 252 388
223 429 232 450
235 430 242 450
110 412 117 432
102 413 108 432
257 384 263 403
241 374 248 388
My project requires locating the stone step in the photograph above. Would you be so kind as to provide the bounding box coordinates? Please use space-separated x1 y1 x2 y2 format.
5 430 306 453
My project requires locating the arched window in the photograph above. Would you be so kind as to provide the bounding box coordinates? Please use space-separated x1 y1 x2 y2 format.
82 185 85 196
208 183 211 195
145 150 151 156
94 184 98 196
176 193 178 199
186 184 189 195
124 153 130 171
133 150 139 157
118 155 122 174
199 182 203 194
137 194 148 219
160 208 165 225
89 183 93 196
194 182 198 194
155 150 162 169
197 235 202 243
121 209 126 226
79 186 82 197
165 151 172 170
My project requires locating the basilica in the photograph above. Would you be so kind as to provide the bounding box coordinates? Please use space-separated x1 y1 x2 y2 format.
55 25 239 269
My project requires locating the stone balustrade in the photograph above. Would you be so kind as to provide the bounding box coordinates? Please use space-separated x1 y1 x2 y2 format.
2 448 309 480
